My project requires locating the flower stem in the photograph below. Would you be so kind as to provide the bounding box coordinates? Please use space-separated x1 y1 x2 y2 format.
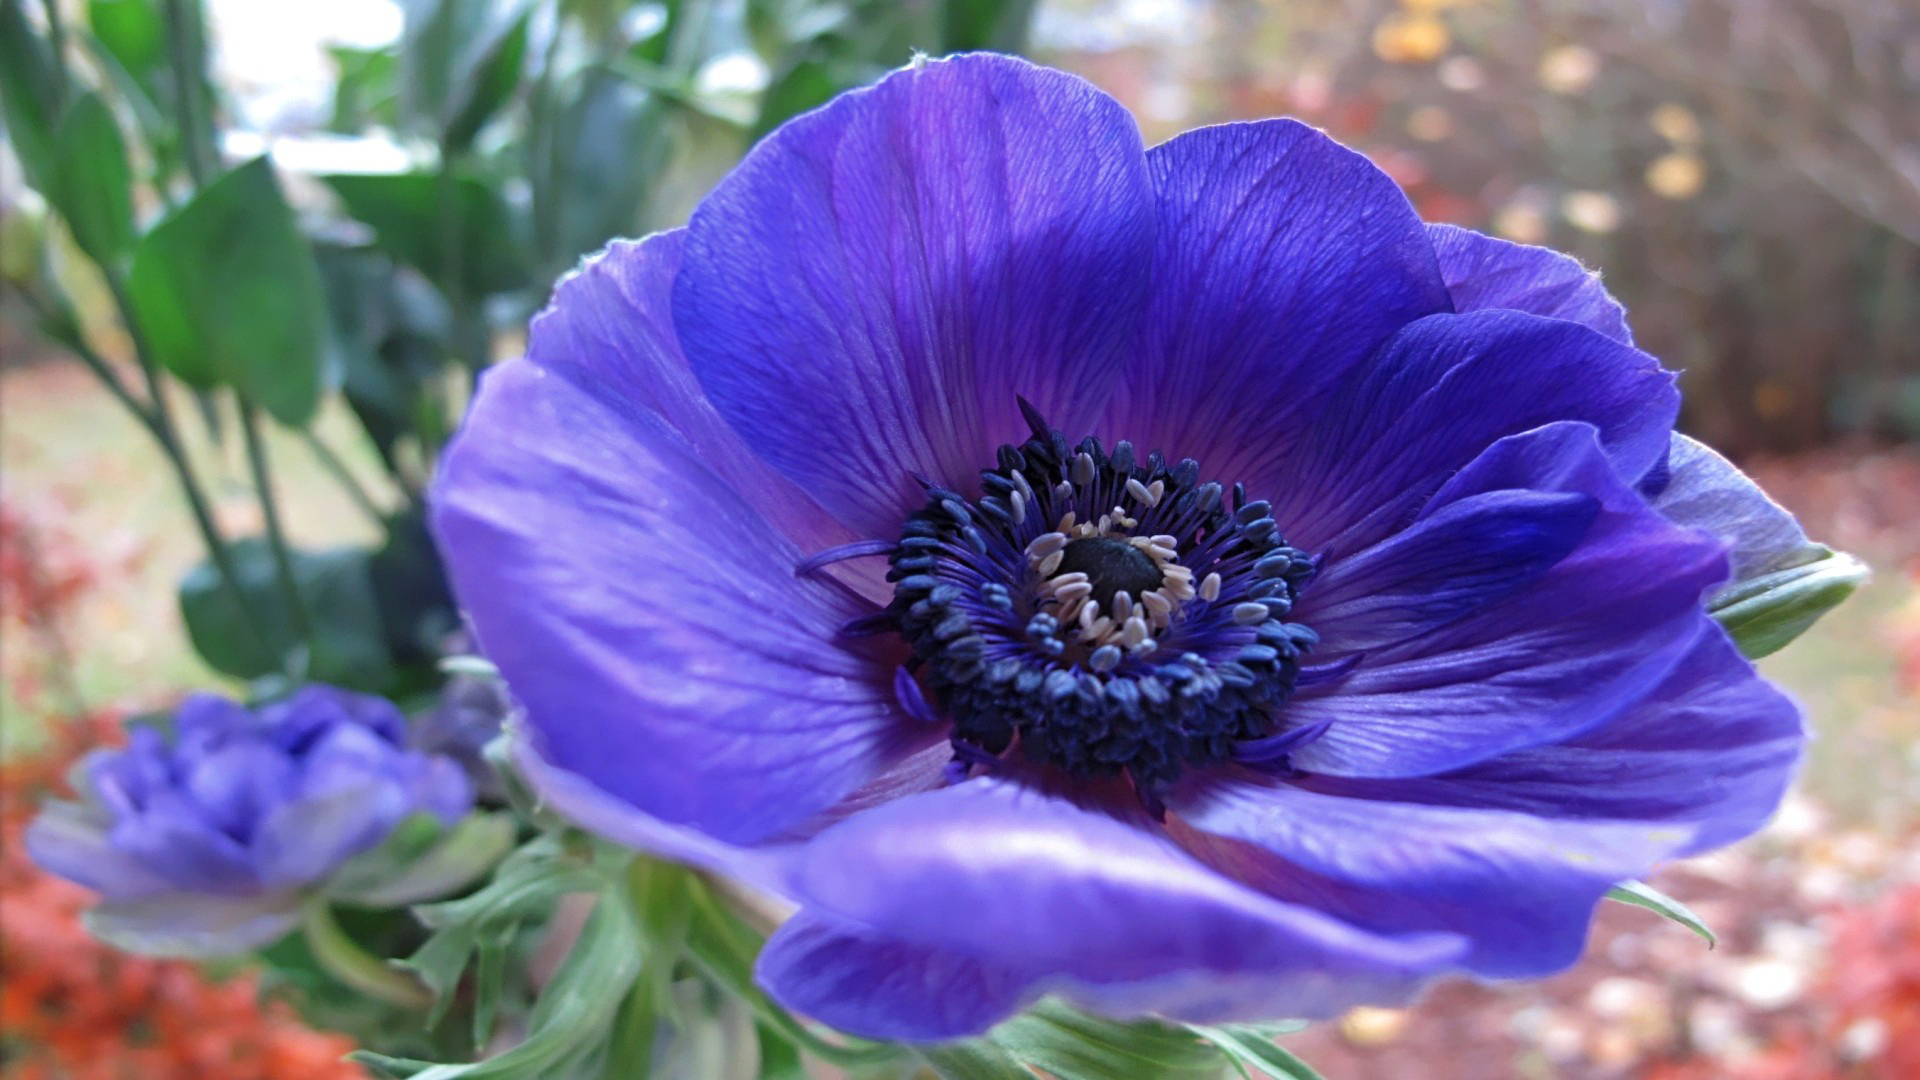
301 902 434 1010
301 429 389 529
239 399 319 659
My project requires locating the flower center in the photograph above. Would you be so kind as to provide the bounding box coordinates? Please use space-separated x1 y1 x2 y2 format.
885 401 1321 796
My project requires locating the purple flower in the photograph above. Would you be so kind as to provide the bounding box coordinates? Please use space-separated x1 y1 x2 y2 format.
27 686 471 956
432 55 1806 1039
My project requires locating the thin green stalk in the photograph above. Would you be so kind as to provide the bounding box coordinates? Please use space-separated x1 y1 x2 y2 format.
91 273 280 664
239 399 317 655
302 902 434 1010
18 291 155 433
160 0 215 185
39 0 69 110
300 429 388 529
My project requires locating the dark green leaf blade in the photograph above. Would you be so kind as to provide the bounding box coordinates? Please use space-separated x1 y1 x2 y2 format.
51 91 136 262
87 0 165 87
398 0 536 149
127 156 329 424
177 538 393 690
0 0 62 190
324 170 531 297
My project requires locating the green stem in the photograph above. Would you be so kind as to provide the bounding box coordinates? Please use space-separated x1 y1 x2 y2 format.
40 0 69 111
18 291 155 432
302 902 434 1010
161 0 216 185
300 430 388 529
239 399 317 656
30 279 278 669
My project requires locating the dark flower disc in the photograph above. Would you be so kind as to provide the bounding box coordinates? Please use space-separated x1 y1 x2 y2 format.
887 400 1320 793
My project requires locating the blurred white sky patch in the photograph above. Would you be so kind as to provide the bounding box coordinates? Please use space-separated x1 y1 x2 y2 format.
207 0 403 132
1034 0 1201 51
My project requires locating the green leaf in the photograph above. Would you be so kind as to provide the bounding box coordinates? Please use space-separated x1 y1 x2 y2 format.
87 0 165 86
50 91 135 262
1190 1023 1321 1080
324 170 532 297
403 835 603 1030
391 880 644 1079
329 45 400 132
0 0 62 190
754 1022 806 1080
398 0 536 150
127 156 329 424
330 812 517 908
941 0 1038 51
177 537 393 690
528 64 669 273
918 1041 1034 1080
1710 548 1870 660
987 1001 1226 1079
1606 880 1717 948
752 58 841 140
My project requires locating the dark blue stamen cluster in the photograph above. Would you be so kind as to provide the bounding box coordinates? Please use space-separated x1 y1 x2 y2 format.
886 401 1320 794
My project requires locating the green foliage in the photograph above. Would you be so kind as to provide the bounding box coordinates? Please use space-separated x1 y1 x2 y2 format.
404 835 603 1037
127 156 330 424
85 0 164 83
1193 1023 1322 1080
398 0 537 152
985 1003 1228 1078
324 171 533 298
921 1006 1318 1080
49 91 134 261
178 537 391 691
0 0 63 189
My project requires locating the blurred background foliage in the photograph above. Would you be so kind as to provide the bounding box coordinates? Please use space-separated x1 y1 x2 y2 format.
1 0 1039 715
2 1 1919 1077
1050 0 1920 455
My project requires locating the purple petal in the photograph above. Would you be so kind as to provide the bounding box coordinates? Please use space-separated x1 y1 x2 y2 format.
1102 119 1449 481
756 912 1040 1041
433 359 919 844
108 795 260 894
25 804 174 900
785 778 1464 1021
252 777 410 887
1264 309 1678 556
86 890 307 958
674 53 1156 538
182 741 295 839
1170 775 1692 978
1338 627 1803 856
507 735 791 887
1427 223 1632 343
527 230 856 559
1289 423 1728 777
1654 434 1822 584
1299 485 1599 654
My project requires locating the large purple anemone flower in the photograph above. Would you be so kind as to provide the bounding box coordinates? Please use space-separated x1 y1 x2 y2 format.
432 54 1808 1039
27 687 471 956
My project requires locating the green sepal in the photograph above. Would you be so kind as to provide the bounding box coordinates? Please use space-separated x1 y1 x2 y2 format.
1605 879 1717 948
